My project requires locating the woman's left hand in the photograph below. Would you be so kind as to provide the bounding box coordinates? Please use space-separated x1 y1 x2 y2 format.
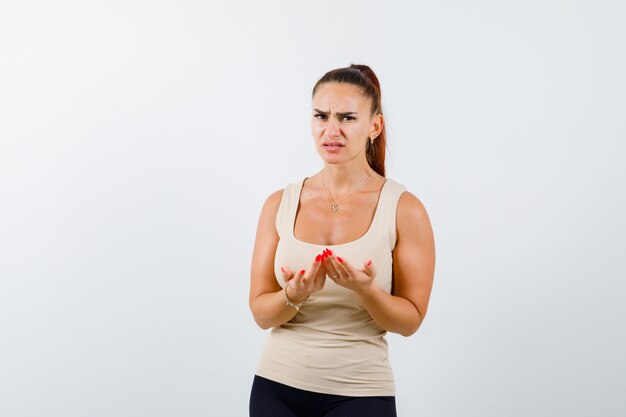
321 248 377 294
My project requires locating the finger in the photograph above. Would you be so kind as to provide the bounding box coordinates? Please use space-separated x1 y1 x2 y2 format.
322 249 345 281
334 255 354 276
280 266 295 284
287 269 308 298
325 251 348 278
306 256 323 289
294 269 307 287
313 260 327 286
317 274 328 289
310 254 323 273
323 256 339 280
326 249 344 276
363 259 377 278
316 253 327 272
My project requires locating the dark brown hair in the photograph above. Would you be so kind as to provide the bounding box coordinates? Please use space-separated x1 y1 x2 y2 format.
311 64 386 177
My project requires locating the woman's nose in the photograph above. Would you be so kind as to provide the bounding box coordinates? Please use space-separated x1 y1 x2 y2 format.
326 119 340 138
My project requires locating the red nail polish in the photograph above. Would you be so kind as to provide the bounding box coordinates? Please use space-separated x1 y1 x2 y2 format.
315 255 321 262
299 269 305 274
327 249 333 255
337 257 343 263
367 260 372 266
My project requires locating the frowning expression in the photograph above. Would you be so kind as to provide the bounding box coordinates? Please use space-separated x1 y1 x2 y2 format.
311 82 380 163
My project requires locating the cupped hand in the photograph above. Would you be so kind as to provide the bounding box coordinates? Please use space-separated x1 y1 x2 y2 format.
321 248 377 294
280 252 328 302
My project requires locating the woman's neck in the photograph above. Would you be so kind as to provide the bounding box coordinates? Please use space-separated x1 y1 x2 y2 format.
321 163 376 195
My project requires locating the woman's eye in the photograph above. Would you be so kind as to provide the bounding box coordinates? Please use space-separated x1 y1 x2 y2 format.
313 114 354 121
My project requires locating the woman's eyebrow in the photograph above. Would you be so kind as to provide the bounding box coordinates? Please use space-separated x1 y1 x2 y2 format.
313 109 358 116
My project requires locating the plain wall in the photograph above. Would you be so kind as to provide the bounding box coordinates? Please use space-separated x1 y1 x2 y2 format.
1 1 625 416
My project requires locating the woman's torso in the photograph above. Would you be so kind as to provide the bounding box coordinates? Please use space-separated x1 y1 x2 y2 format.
255 176 407 396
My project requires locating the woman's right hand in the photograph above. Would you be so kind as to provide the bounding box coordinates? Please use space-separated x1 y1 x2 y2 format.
281 252 328 302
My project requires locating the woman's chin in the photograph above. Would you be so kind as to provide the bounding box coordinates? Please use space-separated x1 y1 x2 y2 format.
320 156 344 164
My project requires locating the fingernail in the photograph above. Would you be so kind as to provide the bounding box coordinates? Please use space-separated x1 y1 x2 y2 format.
337 257 343 263
281 267 285 273
299 269 305 274
367 259 372 266
326 248 333 255
315 255 321 262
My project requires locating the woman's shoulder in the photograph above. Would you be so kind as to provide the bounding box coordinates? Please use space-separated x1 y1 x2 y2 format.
384 178 423 208
264 188 283 208
389 180 432 238
260 178 302 212
398 190 429 218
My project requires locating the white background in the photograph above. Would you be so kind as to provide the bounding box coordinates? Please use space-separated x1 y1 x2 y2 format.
1 1 625 416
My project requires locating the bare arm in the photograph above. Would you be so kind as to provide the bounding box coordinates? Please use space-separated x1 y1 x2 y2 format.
248 190 296 329
325 191 435 336
248 190 327 329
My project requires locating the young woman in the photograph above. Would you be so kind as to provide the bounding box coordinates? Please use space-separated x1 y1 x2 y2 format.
248 64 436 417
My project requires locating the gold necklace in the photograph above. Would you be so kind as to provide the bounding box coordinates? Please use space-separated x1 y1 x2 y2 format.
322 168 374 212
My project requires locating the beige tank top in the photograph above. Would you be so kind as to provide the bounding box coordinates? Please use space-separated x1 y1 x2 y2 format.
255 176 407 396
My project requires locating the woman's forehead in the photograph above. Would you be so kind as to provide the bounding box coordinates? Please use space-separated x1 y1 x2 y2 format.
312 83 369 110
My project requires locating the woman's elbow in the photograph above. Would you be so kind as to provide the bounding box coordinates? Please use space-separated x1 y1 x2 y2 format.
254 319 272 330
398 315 424 337
250 312 272 330
249 302 273 330
399 325 419 337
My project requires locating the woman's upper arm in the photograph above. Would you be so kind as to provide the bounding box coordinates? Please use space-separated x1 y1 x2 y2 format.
249 189 284 306
392 191 436 319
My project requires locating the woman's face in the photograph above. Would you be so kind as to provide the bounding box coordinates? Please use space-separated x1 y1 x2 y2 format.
311 82 381 165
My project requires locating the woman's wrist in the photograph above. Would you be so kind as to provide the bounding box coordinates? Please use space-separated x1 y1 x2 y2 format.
354 282 382 299
285 283 309 308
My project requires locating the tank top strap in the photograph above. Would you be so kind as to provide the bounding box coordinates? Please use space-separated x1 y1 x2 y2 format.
372 178 407 250
274 178 305 238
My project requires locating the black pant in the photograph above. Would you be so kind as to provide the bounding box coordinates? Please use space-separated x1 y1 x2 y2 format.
249 375 397 417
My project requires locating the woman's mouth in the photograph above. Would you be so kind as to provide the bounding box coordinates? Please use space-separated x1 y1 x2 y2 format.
323 141 345 152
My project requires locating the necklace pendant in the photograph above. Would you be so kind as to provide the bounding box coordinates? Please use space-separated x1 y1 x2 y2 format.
331 203 339 212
